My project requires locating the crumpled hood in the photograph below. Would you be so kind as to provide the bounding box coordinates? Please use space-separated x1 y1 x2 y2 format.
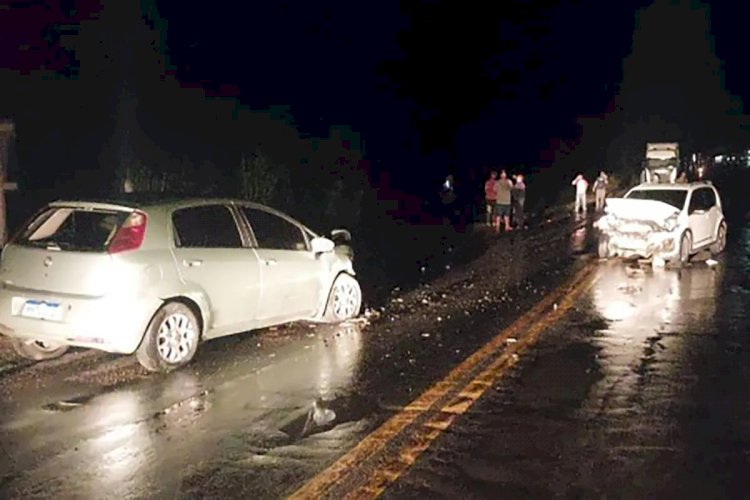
604 197 680 223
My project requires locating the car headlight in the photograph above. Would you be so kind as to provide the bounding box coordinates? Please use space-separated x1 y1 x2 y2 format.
664 214 678 231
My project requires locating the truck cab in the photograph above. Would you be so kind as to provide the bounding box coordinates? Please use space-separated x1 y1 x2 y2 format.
642 142 679 184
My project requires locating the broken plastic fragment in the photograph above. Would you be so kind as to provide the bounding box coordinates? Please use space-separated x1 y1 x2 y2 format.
706 258 718 267
421 332 430 338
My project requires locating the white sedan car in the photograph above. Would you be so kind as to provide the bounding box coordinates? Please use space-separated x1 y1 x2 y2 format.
0 199 362 372
595 181 727 265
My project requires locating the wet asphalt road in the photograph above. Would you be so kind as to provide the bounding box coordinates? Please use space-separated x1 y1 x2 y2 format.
0 211 746 498
386 226 750 498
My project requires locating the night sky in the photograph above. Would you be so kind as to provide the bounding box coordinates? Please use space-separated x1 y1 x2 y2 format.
1 0 750 198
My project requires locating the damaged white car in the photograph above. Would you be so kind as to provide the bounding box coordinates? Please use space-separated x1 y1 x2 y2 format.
595 182 727 265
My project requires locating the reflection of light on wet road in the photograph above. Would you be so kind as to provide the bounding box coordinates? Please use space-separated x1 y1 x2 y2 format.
569 225 588 254
317 323 363 398
0 322 367 498
588 261 721 410
80 391 153 497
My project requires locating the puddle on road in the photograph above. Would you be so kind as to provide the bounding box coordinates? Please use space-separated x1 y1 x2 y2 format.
42 393 96 412
278 393 377 443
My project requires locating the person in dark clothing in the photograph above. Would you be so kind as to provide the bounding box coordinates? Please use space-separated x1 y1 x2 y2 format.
440 175 459 227
512 173 526 229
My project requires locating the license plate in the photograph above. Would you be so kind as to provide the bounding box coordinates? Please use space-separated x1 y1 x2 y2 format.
21 300 63 321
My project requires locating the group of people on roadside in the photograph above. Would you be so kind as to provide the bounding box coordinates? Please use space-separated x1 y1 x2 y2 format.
571 171 609 214
483 170 526 232
443 168 611 233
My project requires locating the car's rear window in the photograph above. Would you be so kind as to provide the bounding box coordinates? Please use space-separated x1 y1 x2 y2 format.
16 207 130 252
625 189 688 209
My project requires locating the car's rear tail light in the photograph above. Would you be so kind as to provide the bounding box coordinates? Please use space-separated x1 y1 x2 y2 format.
108 210 148 254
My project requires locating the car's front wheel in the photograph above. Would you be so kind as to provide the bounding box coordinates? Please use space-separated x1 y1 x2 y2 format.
710 221 727 255
678 231 692 266
11 338 69 361
136 302 200 373
323 274 362 323
597 235 611 259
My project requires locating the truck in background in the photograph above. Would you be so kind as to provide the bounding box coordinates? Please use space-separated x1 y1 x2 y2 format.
641 142 680 183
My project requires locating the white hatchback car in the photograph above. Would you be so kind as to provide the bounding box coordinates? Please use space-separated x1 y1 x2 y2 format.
595 181 727 264
0 199 362 372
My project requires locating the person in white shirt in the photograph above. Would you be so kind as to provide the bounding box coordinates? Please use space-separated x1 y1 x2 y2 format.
571 173 589 214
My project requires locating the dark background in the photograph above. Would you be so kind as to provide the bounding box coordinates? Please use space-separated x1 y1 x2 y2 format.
1 0 749 296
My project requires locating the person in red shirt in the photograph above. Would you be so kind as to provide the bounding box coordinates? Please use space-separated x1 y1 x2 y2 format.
484 170 498 226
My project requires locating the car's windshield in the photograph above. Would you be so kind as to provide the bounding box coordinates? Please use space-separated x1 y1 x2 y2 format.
16 207 129 252
625 189 688 209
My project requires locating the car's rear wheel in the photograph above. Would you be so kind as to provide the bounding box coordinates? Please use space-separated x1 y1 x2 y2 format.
679 231 692 266
10 338 69 361
710 221 727 255
323 274 362 323
136 302 200 373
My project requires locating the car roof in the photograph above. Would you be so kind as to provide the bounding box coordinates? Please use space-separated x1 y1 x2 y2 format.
50 196 272 211
630 181 715 191
46 197 319 235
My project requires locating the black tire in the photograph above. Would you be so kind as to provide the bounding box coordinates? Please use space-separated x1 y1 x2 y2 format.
136 302 201 373
678 231 692 266
710 221 727 255
597 235 611 259
11 338 69 361
323 274 362 323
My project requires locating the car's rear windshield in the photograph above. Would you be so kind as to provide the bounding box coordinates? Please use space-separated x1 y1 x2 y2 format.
625 189 687 209
16 207 130 252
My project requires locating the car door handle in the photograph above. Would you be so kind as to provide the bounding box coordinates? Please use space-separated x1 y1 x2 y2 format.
182 259 203 268
263 258 278 266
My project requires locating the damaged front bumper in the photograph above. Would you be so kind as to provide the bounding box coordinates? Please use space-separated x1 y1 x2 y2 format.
598 227 680 260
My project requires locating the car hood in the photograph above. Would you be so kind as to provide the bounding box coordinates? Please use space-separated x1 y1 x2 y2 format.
605 198 681 223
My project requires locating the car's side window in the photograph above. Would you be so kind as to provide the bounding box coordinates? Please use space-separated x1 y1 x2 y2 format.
688 191 703 213
172 205 243 248
241 207 308 251
702 188 716 209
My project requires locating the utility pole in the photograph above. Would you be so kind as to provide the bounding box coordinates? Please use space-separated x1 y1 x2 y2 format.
0 120 17 247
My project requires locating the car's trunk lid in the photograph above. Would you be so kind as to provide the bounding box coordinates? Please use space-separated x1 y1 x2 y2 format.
1 203 134 297
1 246 115 297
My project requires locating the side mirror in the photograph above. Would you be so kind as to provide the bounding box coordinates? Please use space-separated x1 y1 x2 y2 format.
330 228 351 243
310 236 335 254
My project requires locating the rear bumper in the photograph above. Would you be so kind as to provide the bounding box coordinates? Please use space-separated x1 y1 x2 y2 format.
0 288 160 354
601 229 680 261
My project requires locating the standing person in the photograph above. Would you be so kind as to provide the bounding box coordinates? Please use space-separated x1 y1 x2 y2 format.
439 175 458 227
512 173 527 229
593 171 608 212
493 170 513 231
571 173 589 214
483 170 498 226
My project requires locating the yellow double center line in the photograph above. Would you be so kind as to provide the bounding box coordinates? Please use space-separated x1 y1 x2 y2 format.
290 260 599 499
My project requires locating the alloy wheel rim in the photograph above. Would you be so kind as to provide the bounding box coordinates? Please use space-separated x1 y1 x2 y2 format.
156 313 197 364
332 280 359 319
